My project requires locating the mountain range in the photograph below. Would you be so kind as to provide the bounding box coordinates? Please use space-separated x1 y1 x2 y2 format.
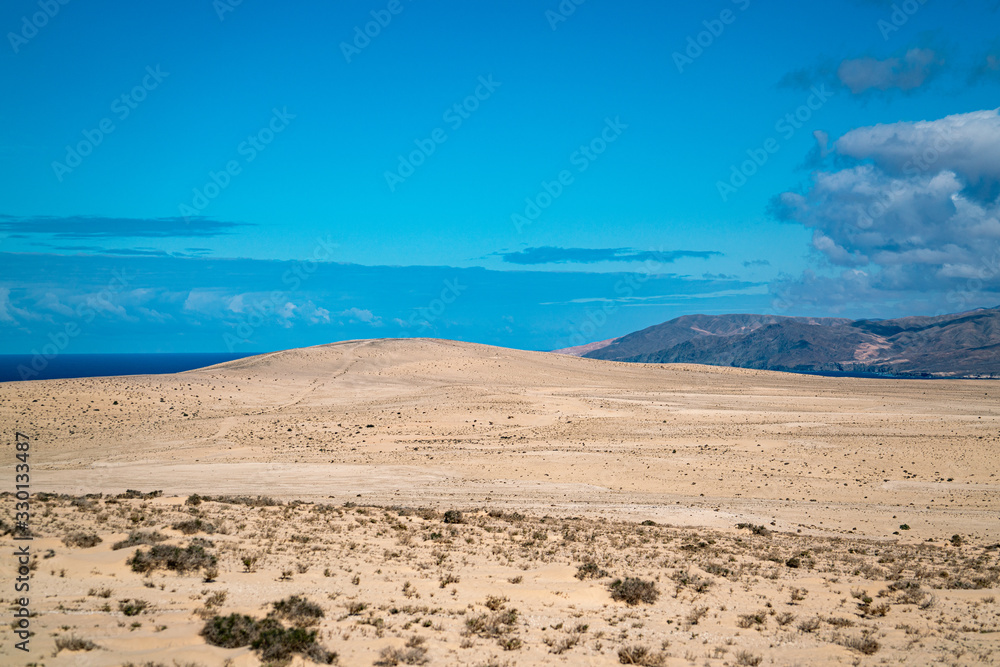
554 306 1000 378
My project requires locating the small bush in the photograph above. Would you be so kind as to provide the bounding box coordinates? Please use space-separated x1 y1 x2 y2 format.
498 636 522 651
575 561 609 580
825 616 855 628
734 650 763 666
841 633 880 655
201 613 260 648
375 639 429 665
62 532 102 548
618 644 666 666
171 518 216 535
118 599 150 616
128 543 216 574
443 510 464 524
671 569 713 593
111 530 168 550
547 635 579 654
201 613 336 663
608 578 659 605
465 609 519 638
55 635 99 652
775 611 796 626
736 523 770 536
737 611 767 628
117 489 162 499
484 595 508 611
203 494 282 507
798 616 821 633
253 622 328 663
271 595 324 627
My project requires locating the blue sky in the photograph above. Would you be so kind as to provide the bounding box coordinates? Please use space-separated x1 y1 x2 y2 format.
2 0 999 353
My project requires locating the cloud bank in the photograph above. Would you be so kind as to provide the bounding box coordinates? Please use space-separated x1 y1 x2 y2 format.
497 247 721 265
771 109 1000 313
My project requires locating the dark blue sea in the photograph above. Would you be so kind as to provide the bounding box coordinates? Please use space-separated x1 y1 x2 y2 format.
0 353 260 382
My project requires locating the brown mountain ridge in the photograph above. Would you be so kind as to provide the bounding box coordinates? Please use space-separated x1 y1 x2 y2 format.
556 306 1000 378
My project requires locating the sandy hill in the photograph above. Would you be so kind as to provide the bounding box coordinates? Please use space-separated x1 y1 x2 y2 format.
3 337 998 541
3 338 1000 666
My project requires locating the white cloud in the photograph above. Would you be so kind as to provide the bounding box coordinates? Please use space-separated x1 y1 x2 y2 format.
772 109 1000 312
835 108 1000 202
337 307 382 326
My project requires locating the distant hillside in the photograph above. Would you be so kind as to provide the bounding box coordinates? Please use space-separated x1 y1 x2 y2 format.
554 307 1000 378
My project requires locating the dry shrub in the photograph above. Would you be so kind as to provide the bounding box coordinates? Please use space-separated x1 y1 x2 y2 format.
608 578 659 605
62 532 102 548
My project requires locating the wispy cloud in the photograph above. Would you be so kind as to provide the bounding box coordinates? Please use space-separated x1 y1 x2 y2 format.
837 48 943 94
496 246 722 265
0 253 772 352
780 45 946 96
0 215 251 239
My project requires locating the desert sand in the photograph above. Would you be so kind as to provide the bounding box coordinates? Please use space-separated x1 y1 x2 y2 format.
1 338 998 666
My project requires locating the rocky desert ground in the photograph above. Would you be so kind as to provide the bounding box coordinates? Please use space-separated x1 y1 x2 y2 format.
1 338 998 666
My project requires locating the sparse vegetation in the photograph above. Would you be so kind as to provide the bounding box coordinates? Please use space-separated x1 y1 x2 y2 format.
734 650 763 666
62 532 102 548
111 530 168 550
840 633 881 655
118 598 150 616
375 636 429 665
618 644 666 665
171 518 215 534
608 577 659 605
736 523 770 536
201 611 336 663
270 595 324 626
128 543 216 574
6 486 999 665
575 561 609 580
54 635 99 652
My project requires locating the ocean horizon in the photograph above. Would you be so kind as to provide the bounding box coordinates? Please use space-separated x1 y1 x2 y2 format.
0 352 261 383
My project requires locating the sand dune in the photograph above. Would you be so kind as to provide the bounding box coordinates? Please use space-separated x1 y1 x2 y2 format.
2 338 998 665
